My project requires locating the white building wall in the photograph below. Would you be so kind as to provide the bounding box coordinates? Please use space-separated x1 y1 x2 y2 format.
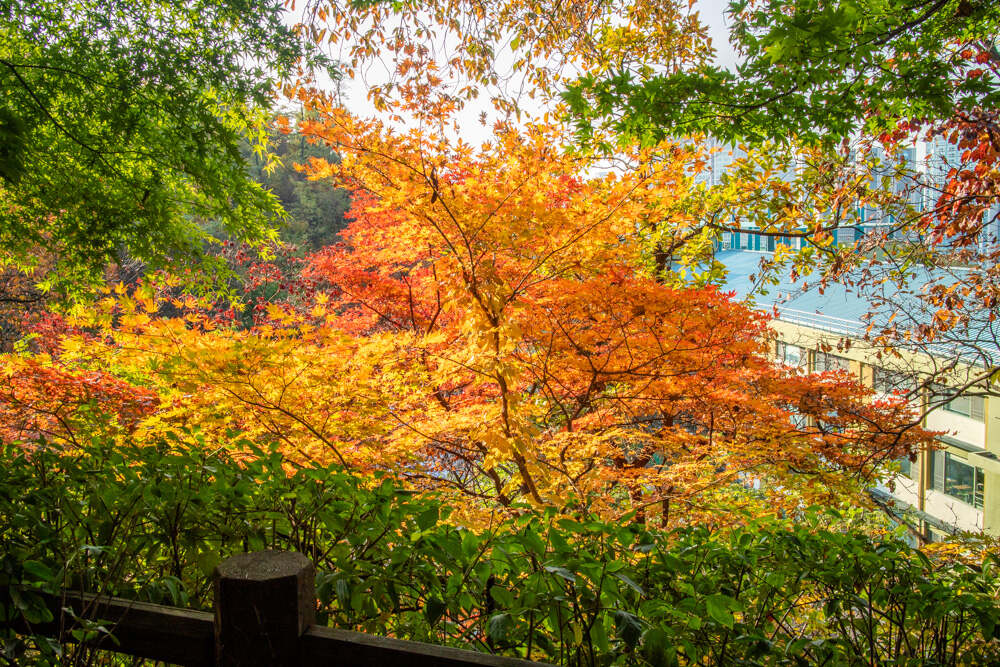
924 489 984 532
890 475 921 509
925 410 986 449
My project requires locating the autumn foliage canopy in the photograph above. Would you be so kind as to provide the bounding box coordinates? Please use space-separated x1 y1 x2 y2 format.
12 0 993 530
2 110 933 525
7 2 1000 665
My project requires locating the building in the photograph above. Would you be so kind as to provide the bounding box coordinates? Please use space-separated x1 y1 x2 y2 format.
694 138 1000 539
717 249 1000 540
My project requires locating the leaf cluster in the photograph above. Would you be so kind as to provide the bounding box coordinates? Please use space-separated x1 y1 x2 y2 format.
564 0 1000 147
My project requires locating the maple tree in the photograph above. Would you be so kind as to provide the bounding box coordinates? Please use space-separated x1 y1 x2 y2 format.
558 0 1000 403
294 113 935 520
288 0 998 408
19 109 931 526
0 353 157 449
305 0 710 122
564 0 1000 147
0 0 325 296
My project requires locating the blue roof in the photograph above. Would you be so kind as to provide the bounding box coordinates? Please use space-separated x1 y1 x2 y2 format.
715 250 872 337
715 250 992 367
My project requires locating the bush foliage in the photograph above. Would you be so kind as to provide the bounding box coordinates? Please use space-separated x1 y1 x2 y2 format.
2 436 998 666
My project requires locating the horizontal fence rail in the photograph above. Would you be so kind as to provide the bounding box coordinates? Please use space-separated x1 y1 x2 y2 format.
13 589 215 666
6 550 549 667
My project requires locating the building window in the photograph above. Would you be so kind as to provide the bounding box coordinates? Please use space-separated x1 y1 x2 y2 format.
814 351 849 373
941 393 985 421
872 368 917 394
930 450 984 510
777 342 805 367
775 236 798 251
897 457 912 479
836 227 856 246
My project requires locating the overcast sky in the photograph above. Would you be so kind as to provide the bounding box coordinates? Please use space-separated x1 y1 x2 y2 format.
698 0 740 70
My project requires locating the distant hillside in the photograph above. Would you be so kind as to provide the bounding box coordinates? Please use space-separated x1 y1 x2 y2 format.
242 129 351 253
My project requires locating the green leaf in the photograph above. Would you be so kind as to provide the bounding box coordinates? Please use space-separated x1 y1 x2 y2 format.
544 565 577 582
589 619 610 654
487 612 512 643
489 586 514 608
21 560 54 583
195 549 221 576
978 611 998 640
424 597 447 626
335 578 351 608
416 506 439 531
614 571 645 596
614 610 642 649
705 594 735 629
640 627 675 667
522 528 546 555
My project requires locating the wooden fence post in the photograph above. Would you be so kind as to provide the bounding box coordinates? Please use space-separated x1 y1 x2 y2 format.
213 550 315 667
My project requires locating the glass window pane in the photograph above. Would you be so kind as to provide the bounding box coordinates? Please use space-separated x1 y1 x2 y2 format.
930 450 945 491
970 396 985 421
873 368 916 394
944 454 983 508
945 394 971 417
779 343 803 367
936 386 985 422
816 352 849 373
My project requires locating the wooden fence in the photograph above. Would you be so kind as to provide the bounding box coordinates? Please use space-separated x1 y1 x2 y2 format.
7 550 550 667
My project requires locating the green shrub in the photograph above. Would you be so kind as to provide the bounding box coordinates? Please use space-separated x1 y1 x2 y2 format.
2 435 998 665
